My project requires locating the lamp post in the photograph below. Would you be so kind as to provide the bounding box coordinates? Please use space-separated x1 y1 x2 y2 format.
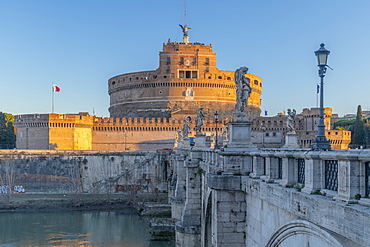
214 111 220 149
312 43 331 151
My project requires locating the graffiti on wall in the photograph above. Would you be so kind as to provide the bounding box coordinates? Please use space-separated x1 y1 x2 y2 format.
0 184 26 194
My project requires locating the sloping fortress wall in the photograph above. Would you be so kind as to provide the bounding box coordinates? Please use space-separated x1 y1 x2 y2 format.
108 42 262 120
0 150 171 193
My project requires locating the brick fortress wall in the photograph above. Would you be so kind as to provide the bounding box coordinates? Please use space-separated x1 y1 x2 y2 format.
15 113 225 151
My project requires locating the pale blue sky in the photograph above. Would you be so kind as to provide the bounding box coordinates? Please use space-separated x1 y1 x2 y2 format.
1 1 369 117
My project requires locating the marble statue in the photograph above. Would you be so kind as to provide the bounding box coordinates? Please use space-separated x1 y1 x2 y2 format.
196 107 205 135
286 108 296 132
176 129 183 141
183 117 190 138
222 125 229 142
234 66 251 118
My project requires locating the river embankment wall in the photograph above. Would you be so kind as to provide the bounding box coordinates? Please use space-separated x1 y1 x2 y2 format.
0 150 172 194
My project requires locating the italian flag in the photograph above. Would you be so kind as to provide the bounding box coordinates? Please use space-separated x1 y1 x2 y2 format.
52 85 61 92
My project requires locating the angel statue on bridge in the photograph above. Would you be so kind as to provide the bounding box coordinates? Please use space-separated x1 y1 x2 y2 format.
182 117 191 138
286 108 296 133
195 107 206 135
234 66 251 120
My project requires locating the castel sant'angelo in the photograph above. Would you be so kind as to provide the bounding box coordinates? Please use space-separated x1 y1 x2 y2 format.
14 25 350 151
14 26 263 151
108 30 262 120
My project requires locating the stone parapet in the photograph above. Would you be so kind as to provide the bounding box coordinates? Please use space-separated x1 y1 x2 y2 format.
206 173 242 191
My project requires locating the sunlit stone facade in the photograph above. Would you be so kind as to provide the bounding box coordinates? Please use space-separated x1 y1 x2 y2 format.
108 41 262 120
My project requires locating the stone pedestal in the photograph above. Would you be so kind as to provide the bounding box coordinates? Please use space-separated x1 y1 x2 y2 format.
225 121 257 151
282 131 300 149
178 138 191 148
194 134 207 150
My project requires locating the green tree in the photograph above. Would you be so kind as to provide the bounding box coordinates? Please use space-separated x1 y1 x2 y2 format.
0 112 16 149
351 105 365 146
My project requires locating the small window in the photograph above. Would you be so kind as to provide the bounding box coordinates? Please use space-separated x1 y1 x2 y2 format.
205 67 209 72
218 76 222 79
180 57 184 64
193 57 197 64
273 132 276 137
265 133 269 137
166 57 171 65
112 81 116 85
205 58 209 65
254 80 259 85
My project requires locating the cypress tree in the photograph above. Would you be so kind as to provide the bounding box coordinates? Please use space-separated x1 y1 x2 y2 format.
351 105 365 147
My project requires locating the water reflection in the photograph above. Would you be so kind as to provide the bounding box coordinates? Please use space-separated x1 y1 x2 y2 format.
0 210 174 247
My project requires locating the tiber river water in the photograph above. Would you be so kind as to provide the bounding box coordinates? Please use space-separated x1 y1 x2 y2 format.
0 210 175 247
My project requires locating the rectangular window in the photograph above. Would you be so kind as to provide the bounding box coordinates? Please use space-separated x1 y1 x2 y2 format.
205 58 209 65
178 70 198 79
193 57 197 64
180 57 184 64
166 57 171 65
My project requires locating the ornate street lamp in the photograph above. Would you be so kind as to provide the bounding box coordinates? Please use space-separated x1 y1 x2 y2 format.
214 111 220 149
312 43 331 151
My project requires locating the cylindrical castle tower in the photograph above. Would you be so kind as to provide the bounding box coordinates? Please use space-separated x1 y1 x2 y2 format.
108 41 262 120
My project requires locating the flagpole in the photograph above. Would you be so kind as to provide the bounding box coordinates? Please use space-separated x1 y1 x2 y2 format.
52 82 54 113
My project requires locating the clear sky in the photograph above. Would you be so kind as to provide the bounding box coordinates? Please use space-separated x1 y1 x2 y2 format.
1 0 369 117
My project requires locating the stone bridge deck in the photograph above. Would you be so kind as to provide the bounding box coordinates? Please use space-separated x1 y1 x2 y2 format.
170 142 370 247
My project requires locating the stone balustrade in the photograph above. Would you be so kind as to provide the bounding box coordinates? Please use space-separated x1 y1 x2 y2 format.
198 148 370 205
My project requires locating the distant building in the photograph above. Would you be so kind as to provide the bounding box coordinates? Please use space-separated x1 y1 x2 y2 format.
251 107 351 149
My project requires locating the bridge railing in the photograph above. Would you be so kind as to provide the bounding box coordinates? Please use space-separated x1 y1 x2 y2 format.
200 148 370 205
